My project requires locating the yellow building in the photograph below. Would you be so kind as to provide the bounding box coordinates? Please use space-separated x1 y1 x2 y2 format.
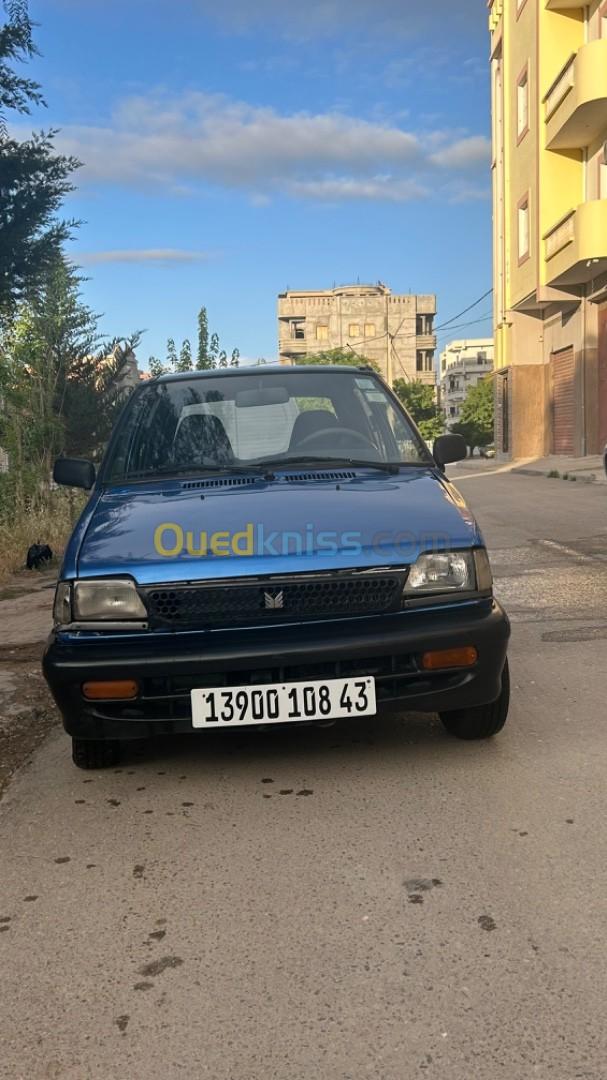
490 0 607 457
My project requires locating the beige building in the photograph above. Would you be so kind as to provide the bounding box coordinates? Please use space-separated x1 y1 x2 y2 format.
277 283 437 386
440 339 494 425
490 0 607 458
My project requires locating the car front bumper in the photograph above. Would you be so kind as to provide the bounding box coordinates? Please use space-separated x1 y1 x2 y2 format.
43 599 510 741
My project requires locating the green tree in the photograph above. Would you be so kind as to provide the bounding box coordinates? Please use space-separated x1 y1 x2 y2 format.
297 347 379 371
0 1 80 319
209 332 220 368
452 378 494 455
176 338 193 372
393 378 445 442
0 255 140 507
230 347 240 368
166 337 178 367
196 306 211 369
148 355 167 377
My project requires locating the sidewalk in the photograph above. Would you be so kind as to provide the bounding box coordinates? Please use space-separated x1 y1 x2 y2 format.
450 454 606 485
511 454 606 485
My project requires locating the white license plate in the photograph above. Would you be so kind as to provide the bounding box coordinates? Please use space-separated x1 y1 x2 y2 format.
191 676 376 729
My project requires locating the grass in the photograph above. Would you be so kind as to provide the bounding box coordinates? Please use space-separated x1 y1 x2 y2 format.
0 490 85 585
547 470 560 479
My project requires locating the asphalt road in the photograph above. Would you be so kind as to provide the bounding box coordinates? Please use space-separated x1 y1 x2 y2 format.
1 472 606 1080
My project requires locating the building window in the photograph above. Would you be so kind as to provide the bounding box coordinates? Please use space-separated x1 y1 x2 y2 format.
416 315 434 335
348 323 360 338
518 197 530 261
517 67 529 141
316 324 329 341
290 320 305 340
364 323 375 338
516 0 528 16
477 351 488 362
417 350 434 373
450 407 456 417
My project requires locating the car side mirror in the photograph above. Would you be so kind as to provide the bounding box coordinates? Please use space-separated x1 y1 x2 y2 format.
53 458 96 490
433 434 467 469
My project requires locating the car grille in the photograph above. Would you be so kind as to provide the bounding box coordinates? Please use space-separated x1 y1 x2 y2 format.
141 570 406 630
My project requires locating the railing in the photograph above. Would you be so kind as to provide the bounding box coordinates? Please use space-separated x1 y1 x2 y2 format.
544 55 575 119
544 210 575 261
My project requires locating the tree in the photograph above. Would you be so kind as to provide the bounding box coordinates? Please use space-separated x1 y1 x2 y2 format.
176 338 193 372
297 347 379 371
0 1 80 319
0 254 140 507
166 338 178 367
196 306 211 369
209 332 220 368
148 355 167 378
393 378 445 442
453 378 494 455
230 347 240 368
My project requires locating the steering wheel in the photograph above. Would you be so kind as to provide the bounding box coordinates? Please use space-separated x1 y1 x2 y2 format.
295 427 378 454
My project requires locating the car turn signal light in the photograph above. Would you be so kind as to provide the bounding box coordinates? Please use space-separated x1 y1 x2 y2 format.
421 647 478 671
82 680 140 701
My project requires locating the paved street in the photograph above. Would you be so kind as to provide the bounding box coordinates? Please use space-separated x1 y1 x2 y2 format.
1 472 606 1080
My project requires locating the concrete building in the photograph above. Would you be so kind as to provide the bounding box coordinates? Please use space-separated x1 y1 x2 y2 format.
277 284 437 386
489 0 607 458
439 339 494 425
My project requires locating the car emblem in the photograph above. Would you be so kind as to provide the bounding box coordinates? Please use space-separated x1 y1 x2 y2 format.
264 590 285 610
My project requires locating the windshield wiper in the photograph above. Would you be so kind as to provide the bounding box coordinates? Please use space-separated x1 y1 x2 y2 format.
261 456 402 475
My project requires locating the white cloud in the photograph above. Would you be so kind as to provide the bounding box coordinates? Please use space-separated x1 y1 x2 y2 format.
186 0 484 40
288 177 429 203
430 135 491 169
74 248 214 266
54 91 489 205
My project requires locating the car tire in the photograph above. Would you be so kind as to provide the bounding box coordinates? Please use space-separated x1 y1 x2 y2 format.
72 737 121 770
440 659 510 740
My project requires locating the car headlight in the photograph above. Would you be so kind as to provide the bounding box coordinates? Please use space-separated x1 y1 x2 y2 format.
404 549 492 596
73 579 147 621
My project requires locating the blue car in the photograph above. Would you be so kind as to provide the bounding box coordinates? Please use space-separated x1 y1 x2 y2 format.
44 365 510 769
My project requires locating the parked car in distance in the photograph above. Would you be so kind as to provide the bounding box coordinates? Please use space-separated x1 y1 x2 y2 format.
44 365 510 769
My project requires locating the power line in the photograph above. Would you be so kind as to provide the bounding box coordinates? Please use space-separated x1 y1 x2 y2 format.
345 288 495 352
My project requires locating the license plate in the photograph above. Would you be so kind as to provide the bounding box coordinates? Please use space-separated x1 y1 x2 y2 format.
191 677 377 729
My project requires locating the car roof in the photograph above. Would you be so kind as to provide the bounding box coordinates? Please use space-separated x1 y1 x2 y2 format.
154 364 372 383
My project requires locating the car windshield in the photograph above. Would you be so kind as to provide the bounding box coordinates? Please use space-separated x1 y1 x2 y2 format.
104 369 432 482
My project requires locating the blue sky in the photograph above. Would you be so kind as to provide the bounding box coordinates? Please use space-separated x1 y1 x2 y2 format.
24 0 492 366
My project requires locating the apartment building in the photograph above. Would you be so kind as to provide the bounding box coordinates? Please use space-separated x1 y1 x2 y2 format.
277 283 437 386
439 339 494 425
490 0 607 457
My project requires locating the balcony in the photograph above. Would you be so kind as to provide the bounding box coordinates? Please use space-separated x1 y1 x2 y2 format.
415 334 437 350
544 200 607 286
279 338 308 355
488 0 503 32
545 0 584 9
545 39 607 150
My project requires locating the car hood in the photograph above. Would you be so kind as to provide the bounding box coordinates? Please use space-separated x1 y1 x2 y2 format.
70 469 482 585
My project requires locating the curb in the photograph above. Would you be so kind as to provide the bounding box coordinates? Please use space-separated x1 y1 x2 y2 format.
511 467 602 485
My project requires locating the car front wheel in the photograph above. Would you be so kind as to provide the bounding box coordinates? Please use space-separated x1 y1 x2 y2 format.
440 659 510 740
72 738 121 770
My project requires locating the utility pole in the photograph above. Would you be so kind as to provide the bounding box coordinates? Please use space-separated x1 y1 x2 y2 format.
385 294 392 385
